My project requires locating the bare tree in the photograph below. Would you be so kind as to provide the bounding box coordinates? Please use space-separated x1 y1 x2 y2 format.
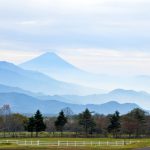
0 104 11 137
45 117 56 137
62 107 74 118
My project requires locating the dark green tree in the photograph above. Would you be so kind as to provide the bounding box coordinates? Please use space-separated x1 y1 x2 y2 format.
127 108 146 137
34 110 46 137
26 116 35 137
78 108 96 137
107 111 121 138
55 111 67 136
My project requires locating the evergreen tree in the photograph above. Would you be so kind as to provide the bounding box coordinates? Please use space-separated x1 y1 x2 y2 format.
55 111 67 136
107 111 121 138
34 110 46 137
26 116 35 137
78 108 96 137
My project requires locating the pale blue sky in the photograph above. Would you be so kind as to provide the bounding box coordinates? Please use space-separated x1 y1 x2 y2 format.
0 0 150 75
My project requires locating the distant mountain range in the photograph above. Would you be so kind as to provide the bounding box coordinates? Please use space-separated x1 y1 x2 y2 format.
0 52 150 113
39 89 150 109
1 83 148 109
0 83 148 113
20 52 150 92
20 52 113 89
0 61 100 95
0 92 139 114
0 84 34 95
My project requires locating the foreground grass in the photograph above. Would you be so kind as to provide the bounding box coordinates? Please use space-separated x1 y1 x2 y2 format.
0 138 150 150
0 137 147 141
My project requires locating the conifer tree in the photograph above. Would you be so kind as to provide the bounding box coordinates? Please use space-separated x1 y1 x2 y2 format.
26 116 35 137
34 110 46 137
107 111 121 138
55 111 67 136
78 108 96 137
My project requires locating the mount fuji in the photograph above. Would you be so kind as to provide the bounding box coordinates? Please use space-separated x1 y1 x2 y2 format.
20 52 108 89
20 52 150 93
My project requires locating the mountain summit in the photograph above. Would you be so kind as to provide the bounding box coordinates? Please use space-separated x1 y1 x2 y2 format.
21 52 78 70
19 52 117 90
20 52 94 86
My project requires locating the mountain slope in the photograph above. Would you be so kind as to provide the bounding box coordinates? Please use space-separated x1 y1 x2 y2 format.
1 84 148 110
19 52 108 89
0 84 34 95
0 61 99 95
20 52 150 92
0 92 139 114
51 89 150 109
20 52 80 73
20 52 86 83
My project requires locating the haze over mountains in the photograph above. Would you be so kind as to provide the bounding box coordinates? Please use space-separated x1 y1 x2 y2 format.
0 83 148 113
0 61 100 95
1 83 149 109
0 91 139 114
20 52 115 89
20 52 93 85
37 89 150 110
0 52 150 114
20 52 150 92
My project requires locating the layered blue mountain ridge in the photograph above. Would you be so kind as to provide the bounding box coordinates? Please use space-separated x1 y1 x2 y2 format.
0 52 149 113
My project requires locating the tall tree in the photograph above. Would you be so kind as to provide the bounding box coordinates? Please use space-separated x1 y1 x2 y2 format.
34 110 46 137
55 111 67 136
78 108 96 137
123 108 146 137
0 105 11 137
107 111 121 138
26 116 35 137
45 117 56 136
9 113 27 137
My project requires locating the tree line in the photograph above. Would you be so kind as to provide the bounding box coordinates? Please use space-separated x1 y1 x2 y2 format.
0 104 149 138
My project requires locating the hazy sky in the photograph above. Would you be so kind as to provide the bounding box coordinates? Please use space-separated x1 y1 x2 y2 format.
0 0 150 76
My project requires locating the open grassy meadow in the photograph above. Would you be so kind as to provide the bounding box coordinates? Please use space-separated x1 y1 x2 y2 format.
0 138 150 150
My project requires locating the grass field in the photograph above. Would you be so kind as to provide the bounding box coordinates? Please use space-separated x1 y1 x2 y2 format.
0 138 150 150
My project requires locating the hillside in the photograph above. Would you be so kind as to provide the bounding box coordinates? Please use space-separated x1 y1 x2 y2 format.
0 61 99 95
0 92 139 114
60 89 150 109
20 52 109 89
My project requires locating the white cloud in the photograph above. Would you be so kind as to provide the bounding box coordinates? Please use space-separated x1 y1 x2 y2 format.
0 0 149 35
54 48 150 76
0 47 150 76
0 0 149 76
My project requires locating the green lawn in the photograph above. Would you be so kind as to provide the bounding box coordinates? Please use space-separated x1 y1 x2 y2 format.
0 138 150 150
